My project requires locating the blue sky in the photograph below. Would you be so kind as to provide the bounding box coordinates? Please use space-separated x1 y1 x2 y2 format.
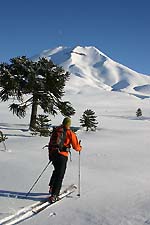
0 0 150 74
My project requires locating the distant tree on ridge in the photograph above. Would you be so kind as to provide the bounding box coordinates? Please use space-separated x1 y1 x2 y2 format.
136 108 142 117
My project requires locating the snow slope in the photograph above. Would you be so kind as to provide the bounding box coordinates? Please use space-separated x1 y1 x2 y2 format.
32 46 150 98
1 46 150 225
1 86 150 225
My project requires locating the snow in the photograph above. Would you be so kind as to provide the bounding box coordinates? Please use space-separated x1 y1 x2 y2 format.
1 86 150 225
134 84 150 94
1 47 150 224
32 45 150 99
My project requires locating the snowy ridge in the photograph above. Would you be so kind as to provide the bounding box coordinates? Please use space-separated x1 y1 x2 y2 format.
32 46 150 98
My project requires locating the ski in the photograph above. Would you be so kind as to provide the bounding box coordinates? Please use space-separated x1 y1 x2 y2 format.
0 184 76 225
0 200 45 224
32 184 76 214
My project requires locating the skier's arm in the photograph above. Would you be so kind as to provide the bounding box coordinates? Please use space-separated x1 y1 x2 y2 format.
70 131 82 151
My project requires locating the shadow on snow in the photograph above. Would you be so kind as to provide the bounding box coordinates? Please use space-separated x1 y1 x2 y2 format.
0 190 48 202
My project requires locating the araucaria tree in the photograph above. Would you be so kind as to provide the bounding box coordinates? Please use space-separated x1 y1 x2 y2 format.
136 108 142 117
0 130 7 151
80 109 98 131
35 114 51 137
0 57 75 130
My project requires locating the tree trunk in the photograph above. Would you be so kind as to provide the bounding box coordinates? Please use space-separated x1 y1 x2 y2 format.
29 96 38 130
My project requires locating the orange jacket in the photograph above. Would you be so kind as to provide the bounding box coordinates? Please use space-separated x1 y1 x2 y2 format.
59 129 82 157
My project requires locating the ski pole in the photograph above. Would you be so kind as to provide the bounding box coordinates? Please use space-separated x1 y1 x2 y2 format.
77 140 81 197
26 161 51 197
2 140 7 151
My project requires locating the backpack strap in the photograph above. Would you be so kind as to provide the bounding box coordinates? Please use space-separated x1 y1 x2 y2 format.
59 126 67 151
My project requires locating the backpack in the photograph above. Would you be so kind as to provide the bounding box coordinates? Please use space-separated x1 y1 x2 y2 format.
48 126 67 160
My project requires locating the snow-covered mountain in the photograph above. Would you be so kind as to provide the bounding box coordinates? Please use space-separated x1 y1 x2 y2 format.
1 47 150 225
32 46 150 98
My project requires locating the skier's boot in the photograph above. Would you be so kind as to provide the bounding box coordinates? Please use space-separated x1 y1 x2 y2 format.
49 194 58 203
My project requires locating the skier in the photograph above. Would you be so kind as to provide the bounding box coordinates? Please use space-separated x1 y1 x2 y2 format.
48 117 82 203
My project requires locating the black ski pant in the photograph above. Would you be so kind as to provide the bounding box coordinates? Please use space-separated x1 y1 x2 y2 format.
49 154 68 196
